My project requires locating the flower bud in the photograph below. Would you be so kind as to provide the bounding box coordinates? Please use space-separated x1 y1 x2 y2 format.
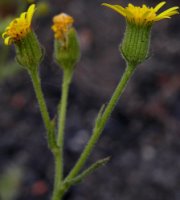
54 28 80 70
52 13 80 70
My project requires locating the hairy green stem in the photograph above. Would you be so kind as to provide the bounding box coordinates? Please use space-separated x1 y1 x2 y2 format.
60 64 136 196
29 69 61 200
51 150 62 200
57 69 72 182
29 69 57 150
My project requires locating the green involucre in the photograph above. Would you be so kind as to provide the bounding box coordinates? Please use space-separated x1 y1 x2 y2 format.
120 22 152 66
54 28 80 70
15 31 43 71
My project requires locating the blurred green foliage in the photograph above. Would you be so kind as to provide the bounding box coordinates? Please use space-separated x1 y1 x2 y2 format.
0 165 23 200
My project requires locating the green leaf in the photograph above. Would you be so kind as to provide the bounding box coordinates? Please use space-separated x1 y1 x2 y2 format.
64 157 110 188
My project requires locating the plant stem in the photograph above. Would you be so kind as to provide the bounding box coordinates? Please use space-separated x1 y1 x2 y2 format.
29 69 57 150
51 69 72 200
51 150 62 200
29 69 62 200
65 64 135 184
57 69 72 180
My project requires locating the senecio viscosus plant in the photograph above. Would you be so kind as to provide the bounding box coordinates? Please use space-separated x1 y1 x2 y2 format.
1 1 179 200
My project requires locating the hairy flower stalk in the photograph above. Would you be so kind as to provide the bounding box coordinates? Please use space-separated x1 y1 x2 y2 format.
51 13 80 200
1 4 57 152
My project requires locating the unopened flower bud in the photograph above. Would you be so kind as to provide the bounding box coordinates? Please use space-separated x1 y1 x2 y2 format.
52 13 80 70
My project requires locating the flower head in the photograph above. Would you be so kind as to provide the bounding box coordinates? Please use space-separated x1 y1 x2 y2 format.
52 13 80 70
102 2 179 26
52 13 74 41
2 4 35 45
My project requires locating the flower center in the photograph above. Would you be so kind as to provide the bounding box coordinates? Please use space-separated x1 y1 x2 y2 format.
7 20 30 42
126 5 157 25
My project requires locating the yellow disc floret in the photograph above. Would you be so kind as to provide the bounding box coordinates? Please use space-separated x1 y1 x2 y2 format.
51 13 74 41
102 1 179 26
2 4 35 45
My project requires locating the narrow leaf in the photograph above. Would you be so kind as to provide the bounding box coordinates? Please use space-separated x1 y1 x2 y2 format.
64 157 110 187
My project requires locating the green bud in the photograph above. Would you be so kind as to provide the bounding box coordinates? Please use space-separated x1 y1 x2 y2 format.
15 31 43 71
54 28 80 70
120 22 152 67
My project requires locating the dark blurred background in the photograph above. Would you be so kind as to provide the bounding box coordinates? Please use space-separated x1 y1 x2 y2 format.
0 0 180 199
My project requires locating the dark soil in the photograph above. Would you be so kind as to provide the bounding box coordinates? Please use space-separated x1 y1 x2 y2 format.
0 0 180 200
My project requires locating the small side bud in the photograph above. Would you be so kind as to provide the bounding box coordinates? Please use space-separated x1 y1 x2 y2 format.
120 22 151 67
15 31 43 71
52 13 80 70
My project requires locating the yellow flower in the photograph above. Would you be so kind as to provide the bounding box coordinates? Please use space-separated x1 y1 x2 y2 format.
102 1 179 26
2 4 35 45
51 13 74 41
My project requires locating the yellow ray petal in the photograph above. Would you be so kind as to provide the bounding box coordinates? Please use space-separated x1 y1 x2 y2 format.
102 3 126 17
27 4 35 25
4 37 11 45
156 6 179 19
20 12 27 20
102 2 179 26
1 4 36 45
154 1 166 12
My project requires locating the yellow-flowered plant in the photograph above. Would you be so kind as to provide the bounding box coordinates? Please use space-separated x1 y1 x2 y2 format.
102 2 179 26
2 4 35 45
0 2 179 200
